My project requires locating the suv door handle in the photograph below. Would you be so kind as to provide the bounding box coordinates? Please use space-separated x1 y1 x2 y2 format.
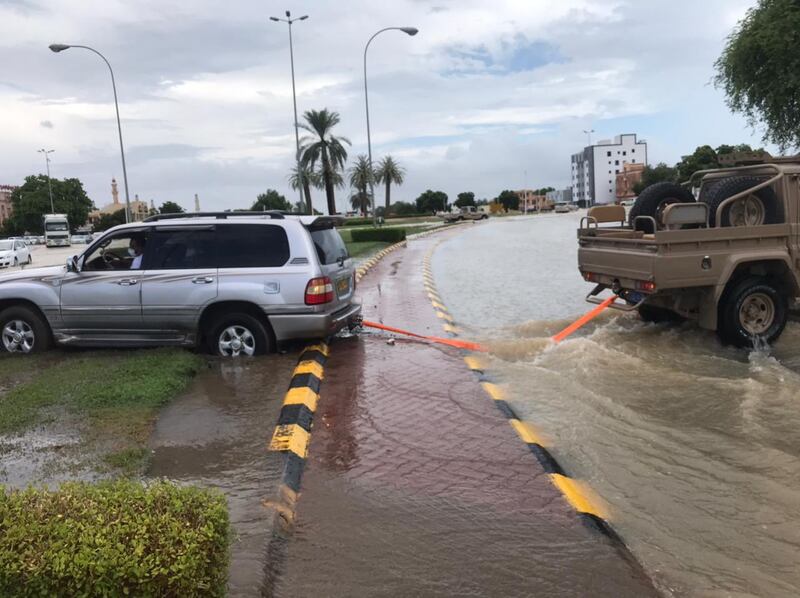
192 276 214 284
115 278 139 286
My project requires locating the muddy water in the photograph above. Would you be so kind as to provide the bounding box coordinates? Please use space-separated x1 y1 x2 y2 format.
433 213 800 597
148 355 296 597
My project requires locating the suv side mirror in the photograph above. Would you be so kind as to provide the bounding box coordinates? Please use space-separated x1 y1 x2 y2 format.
66 255 79 272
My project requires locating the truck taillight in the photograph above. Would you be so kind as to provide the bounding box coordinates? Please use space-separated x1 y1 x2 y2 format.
636 280 656 293
583 271 596 282
305 276 334 305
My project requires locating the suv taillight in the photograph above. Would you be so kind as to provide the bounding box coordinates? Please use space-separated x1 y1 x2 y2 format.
305 276 334 305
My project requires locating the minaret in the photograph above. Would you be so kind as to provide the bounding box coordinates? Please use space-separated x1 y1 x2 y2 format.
194 193 200 212
150 200 155 212
111 178 119 205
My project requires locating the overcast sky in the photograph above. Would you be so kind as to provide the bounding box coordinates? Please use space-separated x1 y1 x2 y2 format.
0 0 767 213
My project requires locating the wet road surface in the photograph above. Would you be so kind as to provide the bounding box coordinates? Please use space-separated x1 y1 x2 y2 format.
433 213 800 597
148 355 298 596
271 230 656 597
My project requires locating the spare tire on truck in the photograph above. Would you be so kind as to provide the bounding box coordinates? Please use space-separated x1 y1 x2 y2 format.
629 182 695 233
702 175 783 227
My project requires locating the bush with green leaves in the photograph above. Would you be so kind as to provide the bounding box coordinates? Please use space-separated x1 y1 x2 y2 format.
0 480 229 597
350 228 407 243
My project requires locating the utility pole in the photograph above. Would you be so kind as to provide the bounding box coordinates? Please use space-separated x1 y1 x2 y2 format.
37 149 55 213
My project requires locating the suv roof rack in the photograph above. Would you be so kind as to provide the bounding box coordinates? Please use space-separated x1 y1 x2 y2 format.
143 211 286 222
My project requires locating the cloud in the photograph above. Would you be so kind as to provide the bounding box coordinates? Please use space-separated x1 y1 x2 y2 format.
0 0 763 211
39 119 54 128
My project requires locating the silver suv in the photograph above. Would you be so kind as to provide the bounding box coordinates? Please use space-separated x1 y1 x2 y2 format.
0 212 360 356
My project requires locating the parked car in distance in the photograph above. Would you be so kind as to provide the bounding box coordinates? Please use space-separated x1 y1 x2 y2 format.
70 234 91 244
0 238 31 268
554 203 571 213
0 212 361 356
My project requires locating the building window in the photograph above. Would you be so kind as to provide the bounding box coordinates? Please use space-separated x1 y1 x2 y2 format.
607 151 611 157
615 160 619 165
623 151 626 156
632 159 636 163
615 169 619 174
631 149 635 153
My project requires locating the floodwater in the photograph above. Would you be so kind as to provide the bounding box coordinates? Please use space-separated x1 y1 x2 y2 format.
148 355 297 597
433 212 800 597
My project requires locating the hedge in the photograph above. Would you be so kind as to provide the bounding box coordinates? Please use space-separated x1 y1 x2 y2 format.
350 228 407 243
0 480 229 597
342 217 373 227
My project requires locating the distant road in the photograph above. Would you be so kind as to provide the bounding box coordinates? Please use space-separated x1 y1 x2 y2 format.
5 244 81 274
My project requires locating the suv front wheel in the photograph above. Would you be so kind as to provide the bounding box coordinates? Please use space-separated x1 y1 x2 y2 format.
208 313 272 357
0 305 53 354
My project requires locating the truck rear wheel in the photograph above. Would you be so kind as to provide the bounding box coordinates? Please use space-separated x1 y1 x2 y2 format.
717 277 787 348
702 175 782 227
630 182 695 233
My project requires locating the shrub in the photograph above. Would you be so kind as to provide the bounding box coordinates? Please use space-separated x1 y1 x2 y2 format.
343 217 374 227
0 480 229 597
350 228 407 243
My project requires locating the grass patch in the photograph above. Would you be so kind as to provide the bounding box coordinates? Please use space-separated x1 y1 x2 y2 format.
0 480 229 596
0 348 202 475
346 241 391 257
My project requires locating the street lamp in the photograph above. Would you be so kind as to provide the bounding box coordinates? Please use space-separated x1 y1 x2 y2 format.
49 43 131 223
583 128 595 146
364 27 418 227
270 11 309 214
37 149 55 213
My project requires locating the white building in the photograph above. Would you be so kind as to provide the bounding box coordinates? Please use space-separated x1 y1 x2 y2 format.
545 188 573 204
571 134 648 206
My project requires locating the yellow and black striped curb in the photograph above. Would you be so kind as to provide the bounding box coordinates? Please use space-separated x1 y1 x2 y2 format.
422 241 630 547
266 342 328 527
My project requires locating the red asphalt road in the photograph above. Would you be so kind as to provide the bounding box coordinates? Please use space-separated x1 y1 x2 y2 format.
271 230 657 597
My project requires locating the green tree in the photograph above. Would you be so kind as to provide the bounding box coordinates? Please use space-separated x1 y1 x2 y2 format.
299 109 351 215
6 175 92 234
252 189 291 212
496 190 519 212
374 155 405 210
288 164 318 215
348 155 373 217
158 201 184 214
389 201 417 216
415 189 448 213
633 162 679 195
715 0 800 150
675 145 720 181
94 208 127 232
533 187 555 195
454 192 476 208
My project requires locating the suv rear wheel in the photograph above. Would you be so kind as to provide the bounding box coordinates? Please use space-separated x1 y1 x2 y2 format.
717 277 787 348
0 305 52 354
208 313 272 357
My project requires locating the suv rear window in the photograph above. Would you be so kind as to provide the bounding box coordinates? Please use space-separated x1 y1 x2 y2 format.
217 224 290 268
310 227 348 265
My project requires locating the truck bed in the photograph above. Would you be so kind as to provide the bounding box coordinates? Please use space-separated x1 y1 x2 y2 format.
577 223 792 291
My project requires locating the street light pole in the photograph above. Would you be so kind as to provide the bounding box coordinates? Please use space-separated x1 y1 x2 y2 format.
583 128 595 147
49 43 131 223
37 149 55 213
364 26 418 228
270 11 309 214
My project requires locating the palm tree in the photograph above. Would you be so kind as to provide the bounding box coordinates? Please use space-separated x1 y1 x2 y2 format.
288 164 318 214
299 109 350 215
349 191 369 215
348 155 373 217
374 155 405 210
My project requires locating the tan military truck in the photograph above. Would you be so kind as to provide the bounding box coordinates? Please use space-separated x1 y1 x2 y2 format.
577 153 800 347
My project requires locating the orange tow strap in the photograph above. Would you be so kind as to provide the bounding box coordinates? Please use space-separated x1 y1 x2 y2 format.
362 320 488 352
551 296 615 343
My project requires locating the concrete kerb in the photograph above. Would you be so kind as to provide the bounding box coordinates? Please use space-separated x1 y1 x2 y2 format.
421 240 641 554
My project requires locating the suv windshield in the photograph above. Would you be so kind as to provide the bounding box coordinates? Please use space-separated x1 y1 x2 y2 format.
310 227 348 265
